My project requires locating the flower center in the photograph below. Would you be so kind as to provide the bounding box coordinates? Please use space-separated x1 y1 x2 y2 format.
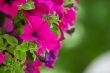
5 0 13 3
32 32 38 38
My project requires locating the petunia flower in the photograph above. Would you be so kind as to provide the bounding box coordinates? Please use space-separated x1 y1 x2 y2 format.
20 16 60 55
44 50 57 68
56 8 76 32
24 0 54 17
0 0 26 17
35 1 54 16
3 16 15 33
63 8 76 26
37 38 61 68
25 58 42 73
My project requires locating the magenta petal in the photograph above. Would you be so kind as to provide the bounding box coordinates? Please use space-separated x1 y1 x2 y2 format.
10 3 18 17
3 17 14 32
46 40 57 51
59 21 68 31
0 53 6 64
0 3 17 17
64 8 76 26
0 0 4 4
47 36 61 51
23 25 33 35
0 0 26 17
38 22 57 40
20 35 36 41
56 24 65 41
45 34 58 50
36 3 49 15
0 4 10 15
20 25 35 41
25 59 41 73
37 47 46 55
52 0 64 5
38 22 50 37
37 40 46 55
59 30 65 41
27 16 42 32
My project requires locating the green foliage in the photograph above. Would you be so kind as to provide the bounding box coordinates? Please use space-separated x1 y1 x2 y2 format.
14 11 25 34
0 37 5 50
17 41 29 52
28 41 38 61
14 41 38 62
64 0 75 5
22 1 35 10
3 34 18 47
18 1 35 10
50 24 60 34
0 39 38 73
43 13 60 34
14 41 28 62
7 46 15 54
0 53 24 73
48 13 59 24
43 13 59 25
14 11 25 26
14 49 26 62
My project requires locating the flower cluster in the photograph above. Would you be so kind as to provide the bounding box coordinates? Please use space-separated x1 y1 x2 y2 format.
0 0 79 73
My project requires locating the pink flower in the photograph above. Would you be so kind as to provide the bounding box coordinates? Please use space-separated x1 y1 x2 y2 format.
50 7 76 41
24 0 54 17
57 8 76 32
0 0 26 17
20 16 60 55
25 59 41 73
3 17 15 33
35 1 53 16
63 8 76 26
38 46 61 68
44 50 57 68
0 52 6 64
38 37 61 67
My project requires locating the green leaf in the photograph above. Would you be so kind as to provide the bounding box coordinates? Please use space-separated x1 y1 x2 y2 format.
16 45 28 52
50 24 60 34
18 5 23 10
0 37 3 44
14 11 25 26
0 37 4 49
2 53 25 73
14 42 28 62
64 0 75 5
30 50 36 61
48 13 59 24
6 46 15 54
3 34 18 47
28 41 38 61
29 41 38 50
23 1 35 10
15 41 29 52
14 50 26 62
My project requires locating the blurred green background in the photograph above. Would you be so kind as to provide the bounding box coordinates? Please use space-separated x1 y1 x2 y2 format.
42 0 110 73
